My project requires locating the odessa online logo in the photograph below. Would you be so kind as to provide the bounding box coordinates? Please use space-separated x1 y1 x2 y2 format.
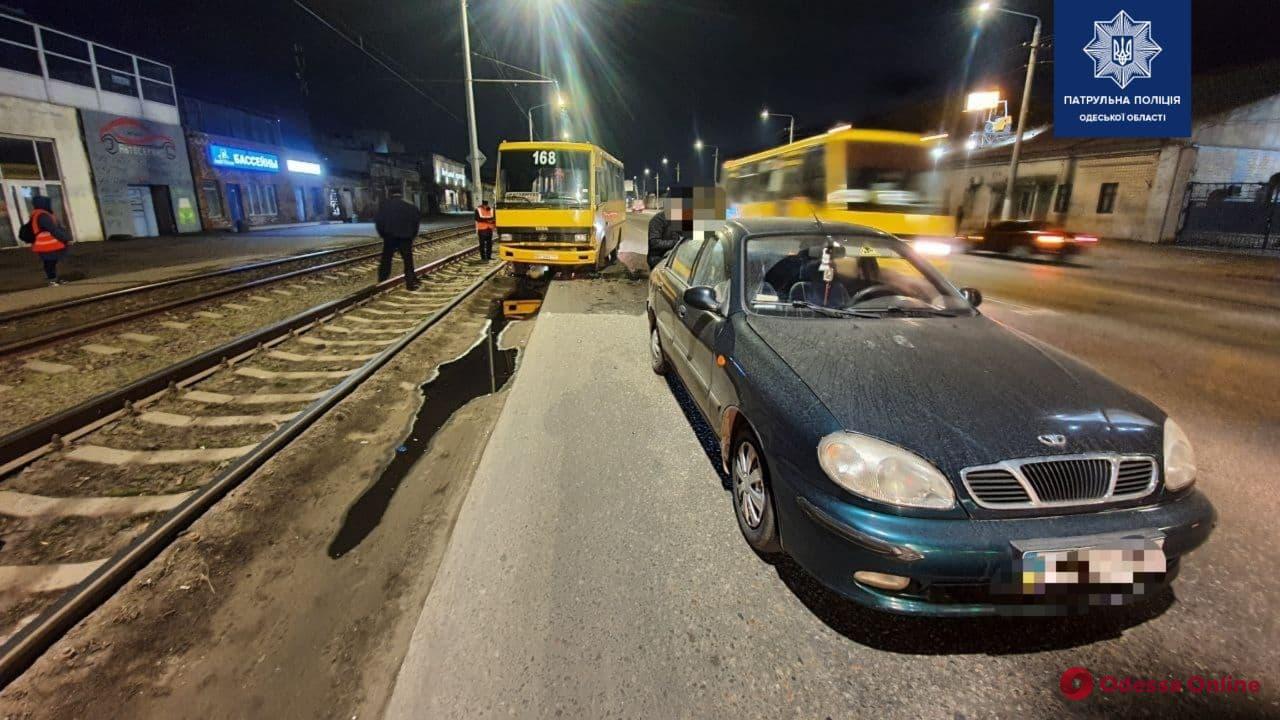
1083 10 1162 89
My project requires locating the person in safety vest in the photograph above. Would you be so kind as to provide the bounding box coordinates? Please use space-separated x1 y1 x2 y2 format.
474 200 495 261
18 196 73 287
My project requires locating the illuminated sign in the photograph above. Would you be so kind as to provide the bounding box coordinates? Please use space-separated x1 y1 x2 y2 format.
209 144 279 172
965 90 1001 112
286 159 323 175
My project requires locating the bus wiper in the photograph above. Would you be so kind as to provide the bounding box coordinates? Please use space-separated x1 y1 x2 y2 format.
790 300 880 319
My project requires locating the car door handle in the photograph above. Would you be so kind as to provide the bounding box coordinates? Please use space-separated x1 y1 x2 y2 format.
677 305 687 318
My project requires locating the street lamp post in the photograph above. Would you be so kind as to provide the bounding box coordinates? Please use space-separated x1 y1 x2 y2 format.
978 2 1042 221
761 108 795 144
459 0 482 211
695 139 720 184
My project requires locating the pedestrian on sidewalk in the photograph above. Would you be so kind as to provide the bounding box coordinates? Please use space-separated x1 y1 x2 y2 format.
18 196 72 286
374 190 421 290
474 199 496 260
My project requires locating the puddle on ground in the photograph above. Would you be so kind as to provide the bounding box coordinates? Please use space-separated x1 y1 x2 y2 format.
328 279 548 558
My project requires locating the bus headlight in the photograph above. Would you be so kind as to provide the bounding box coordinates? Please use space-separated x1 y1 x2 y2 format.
573 233 588 243
499 233 513 242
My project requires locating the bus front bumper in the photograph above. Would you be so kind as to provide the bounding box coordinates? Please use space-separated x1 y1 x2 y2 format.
498 243 598 266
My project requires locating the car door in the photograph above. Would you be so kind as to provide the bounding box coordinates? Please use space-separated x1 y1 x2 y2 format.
653 235 705 379
682 232 731 419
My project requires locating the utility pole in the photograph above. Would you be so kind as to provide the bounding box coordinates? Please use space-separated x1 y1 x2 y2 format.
460 0 483 208
999 12 1041 221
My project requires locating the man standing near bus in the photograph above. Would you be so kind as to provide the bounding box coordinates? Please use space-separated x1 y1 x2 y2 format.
474 199 495 261
374 190 421 290
18 195 73 286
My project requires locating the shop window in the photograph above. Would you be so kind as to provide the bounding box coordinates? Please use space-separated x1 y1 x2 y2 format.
0 137 40 180
98 66 138 96
1097 183 1119 214
92 45 134 72
201 182 224 218
44 54 94 87
40 29 89 60
265 185 279 215
0 43 39 75
1053 183 1072 213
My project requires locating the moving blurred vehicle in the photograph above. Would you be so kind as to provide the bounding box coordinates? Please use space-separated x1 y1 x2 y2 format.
646 217 1214 616
721 128 954 244
494 141 626 272
959 220 1098 260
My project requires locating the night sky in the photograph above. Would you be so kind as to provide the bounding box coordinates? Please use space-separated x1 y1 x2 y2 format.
4 0 1279 184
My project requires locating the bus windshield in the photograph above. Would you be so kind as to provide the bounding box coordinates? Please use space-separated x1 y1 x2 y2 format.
497 149 590 209
830 141 942 213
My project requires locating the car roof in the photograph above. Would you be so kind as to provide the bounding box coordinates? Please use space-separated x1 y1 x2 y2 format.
725 216 893 239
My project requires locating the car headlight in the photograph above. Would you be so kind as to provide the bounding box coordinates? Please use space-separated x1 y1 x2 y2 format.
817 432 956 509
499 233 513 242
573 232 588 243
1163 418 1196 491
911 238 953 256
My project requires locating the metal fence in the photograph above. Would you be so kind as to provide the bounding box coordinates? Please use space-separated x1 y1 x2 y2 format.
1176 182 1280 250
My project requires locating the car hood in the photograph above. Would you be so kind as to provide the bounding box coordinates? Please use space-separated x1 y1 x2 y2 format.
746 314 1163 477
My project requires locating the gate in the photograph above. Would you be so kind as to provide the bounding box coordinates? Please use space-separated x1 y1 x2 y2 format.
1176 182 1280 250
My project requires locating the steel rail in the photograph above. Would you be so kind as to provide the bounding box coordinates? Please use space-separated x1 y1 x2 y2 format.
0 224 469 324
0 247 501 687
0 226 472 357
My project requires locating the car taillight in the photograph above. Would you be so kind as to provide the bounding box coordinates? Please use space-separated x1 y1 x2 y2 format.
1034 234 1065 246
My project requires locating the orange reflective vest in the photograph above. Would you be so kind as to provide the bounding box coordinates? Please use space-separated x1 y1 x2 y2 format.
28 209 66 254
475 206 496 232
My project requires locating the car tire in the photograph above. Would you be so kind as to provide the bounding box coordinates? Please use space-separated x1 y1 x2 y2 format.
730 428 782 556
649 322 668 375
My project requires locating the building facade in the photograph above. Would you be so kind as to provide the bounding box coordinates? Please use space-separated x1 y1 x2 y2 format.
181 97 333 230
431 153 469 211
79 109 200 238
942 66 1280 246
0 11 180 245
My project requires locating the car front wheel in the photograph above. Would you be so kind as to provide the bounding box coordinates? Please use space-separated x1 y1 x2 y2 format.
731 428 781 556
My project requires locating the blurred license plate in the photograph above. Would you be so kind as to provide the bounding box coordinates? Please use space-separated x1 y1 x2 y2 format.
1016 537 1165 592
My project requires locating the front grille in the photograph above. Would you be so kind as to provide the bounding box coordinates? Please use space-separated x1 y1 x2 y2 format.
1115 458 1157 495
964 468 1030 505
961 454 1158 511
1021 458 1112 502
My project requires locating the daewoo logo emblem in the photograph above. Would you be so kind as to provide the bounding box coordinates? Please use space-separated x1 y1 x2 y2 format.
1038 434 1068 447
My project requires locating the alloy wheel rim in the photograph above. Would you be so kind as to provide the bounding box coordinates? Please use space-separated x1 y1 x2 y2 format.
734 441 766 529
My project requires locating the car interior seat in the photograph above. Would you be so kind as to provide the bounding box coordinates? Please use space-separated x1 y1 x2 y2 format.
788 260 849 308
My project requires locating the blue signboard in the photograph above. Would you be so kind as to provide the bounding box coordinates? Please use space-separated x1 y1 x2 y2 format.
1054 0 1191 137
209 143 280 172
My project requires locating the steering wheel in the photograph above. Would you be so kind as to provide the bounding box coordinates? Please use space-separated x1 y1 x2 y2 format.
848 284 900 305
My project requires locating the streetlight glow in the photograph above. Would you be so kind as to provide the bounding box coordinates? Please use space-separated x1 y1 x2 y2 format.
662 157 668 165
977 1 992 12
760 109 770 120
694 139 704 151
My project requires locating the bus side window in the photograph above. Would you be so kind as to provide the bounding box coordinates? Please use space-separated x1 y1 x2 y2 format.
801 147 825 202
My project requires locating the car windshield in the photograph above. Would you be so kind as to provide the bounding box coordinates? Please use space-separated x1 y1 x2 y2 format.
497 149 590 209
744 233 970 317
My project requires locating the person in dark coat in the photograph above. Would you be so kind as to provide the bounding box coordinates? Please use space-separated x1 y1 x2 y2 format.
646 187 693 269
18 196 73 286
374 190 421 290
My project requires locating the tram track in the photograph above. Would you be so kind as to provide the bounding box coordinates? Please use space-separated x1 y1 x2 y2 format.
0 246 504 685
0 227 477 440
0 223 471 356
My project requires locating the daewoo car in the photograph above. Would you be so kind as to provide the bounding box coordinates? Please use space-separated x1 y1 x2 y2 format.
646 217 1214 615
960 220 1098 260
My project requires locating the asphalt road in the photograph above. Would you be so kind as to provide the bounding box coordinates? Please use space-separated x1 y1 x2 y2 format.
385 218 1278 718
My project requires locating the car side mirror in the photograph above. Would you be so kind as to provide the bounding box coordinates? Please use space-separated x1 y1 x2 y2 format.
961 287 983 307
683 285 720 312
